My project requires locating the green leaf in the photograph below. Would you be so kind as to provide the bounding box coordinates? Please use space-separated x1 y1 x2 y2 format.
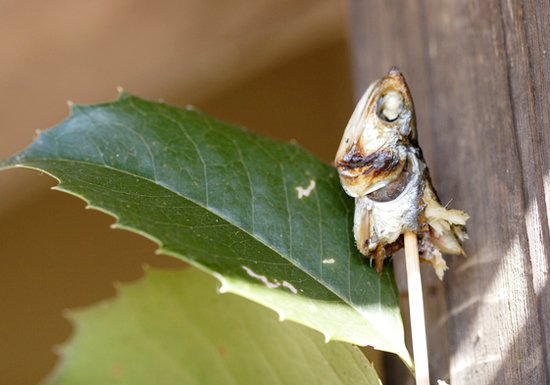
0 93 410 365
43 268 382 385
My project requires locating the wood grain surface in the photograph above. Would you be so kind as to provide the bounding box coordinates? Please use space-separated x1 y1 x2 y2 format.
349 0 549 384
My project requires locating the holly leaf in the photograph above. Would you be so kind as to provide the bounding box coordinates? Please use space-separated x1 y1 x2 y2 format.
0 93 410 365
43 268 382 385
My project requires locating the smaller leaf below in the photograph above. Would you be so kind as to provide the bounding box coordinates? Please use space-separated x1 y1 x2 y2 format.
44 267 382 385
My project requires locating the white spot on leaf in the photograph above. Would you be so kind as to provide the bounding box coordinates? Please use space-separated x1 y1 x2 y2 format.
242 266 279 289
242 266 298 294
282 281 298 294
296 179 316 199
322 258 335 264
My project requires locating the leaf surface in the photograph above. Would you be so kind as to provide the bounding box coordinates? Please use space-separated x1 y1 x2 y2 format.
45 268 383 385
0 94 410 364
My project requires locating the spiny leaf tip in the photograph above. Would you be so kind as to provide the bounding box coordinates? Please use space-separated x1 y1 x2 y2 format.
116 86 131 100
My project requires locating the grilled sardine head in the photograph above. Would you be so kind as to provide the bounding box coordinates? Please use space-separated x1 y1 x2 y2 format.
335 68 416 197
335 68 469 278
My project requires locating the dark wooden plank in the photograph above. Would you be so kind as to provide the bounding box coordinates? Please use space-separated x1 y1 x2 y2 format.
348 0 549 384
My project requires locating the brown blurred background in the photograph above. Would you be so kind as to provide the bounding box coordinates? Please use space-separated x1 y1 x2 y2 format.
0 1 356 384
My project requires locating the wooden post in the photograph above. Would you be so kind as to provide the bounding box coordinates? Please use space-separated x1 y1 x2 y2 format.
348 1 549 384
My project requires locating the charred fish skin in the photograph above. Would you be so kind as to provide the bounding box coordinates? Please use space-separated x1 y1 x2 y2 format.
335 68 469 279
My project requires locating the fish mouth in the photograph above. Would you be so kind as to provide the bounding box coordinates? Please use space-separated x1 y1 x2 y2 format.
336 147 400 175
337 149 421 203
335 146 405 197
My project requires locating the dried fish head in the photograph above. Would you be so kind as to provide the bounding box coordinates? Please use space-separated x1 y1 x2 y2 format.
335 68 469 279
335 68 416 197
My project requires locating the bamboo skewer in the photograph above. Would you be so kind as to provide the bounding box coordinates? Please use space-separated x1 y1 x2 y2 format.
404 230 430 385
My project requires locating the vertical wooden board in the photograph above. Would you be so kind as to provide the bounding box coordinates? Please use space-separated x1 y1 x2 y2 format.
420 0 548 383
348 0 549 384
514 0 550 376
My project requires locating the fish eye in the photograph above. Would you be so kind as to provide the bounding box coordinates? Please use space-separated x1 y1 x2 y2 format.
377 91 403 122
